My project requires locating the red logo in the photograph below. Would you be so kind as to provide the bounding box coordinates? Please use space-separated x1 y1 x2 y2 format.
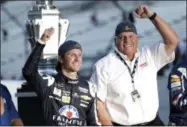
59 105 79 119
139 62 148 68
66 112 73 118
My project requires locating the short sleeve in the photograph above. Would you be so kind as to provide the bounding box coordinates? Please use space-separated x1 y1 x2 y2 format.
150 42 175 71
8 97 20 120
89 64 108 102
3 86 20 120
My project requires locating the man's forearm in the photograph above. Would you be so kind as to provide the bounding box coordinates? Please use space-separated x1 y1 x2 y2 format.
22 41 45 77
97 100 113 125
98 114 113 125
151 14 179 55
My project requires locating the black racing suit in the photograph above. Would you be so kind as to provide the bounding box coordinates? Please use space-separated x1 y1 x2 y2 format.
168 57 187 125
22 42 98 126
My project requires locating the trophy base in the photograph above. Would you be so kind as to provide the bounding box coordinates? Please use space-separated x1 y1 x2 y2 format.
41 54 58 59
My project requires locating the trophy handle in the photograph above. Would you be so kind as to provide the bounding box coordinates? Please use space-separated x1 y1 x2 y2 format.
59 19 69 46
34 19 44 48
34 19 42 39
26 19 43 50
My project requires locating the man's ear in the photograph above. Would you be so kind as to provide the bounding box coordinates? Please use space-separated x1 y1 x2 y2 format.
58 56 63 64
114 38 117 47
135 34 139 41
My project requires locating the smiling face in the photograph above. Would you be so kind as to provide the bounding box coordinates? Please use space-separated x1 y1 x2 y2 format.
115 31 138 60
60 49 82 72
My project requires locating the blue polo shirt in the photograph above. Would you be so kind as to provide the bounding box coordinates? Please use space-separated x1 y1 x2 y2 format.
0 84 20 126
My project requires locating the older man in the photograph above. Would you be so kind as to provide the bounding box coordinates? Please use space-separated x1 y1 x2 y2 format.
90 5 179 126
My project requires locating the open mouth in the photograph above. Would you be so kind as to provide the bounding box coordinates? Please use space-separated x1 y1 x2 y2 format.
124 44 132 48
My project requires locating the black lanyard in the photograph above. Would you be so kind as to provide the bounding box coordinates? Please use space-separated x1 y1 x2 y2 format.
114 51 138 84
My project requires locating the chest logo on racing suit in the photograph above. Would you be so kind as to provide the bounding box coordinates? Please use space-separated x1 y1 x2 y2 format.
61 90 71 104
59 105 79 119
78 87 88 94
53 87 62 97
171 75 180 83
61 96 71 104
80 95 91 101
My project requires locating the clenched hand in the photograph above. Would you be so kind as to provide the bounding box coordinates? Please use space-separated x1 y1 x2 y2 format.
40 27 55 43
133 5 154 19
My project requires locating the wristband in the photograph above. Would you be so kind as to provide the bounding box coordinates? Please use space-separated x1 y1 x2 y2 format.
37 39 46 45
149 12 157 20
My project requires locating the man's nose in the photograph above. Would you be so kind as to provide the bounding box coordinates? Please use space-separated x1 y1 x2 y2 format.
75 55 81 61
123 37 131 43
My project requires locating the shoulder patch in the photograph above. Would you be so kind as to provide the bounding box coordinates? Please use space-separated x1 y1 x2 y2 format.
42 74 55 86
171 75 180 78
171 75 180 82
88 81 97 98
171 82 181 88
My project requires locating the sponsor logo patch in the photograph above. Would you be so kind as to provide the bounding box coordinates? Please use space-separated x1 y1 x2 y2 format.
171 82 181 88
72 93 79 98
42 75 55 86
63 90 70 94
171 75 180 82
139 62 148 68
125 25 131 30
171 86 181 92
52 115 85 126
59 105 79 119
178 67 186 78
80 103 87 108
80 95 91 101
78 87 88 94
61 96 71 104
80 100 89 104
172 94 182 106
68 80 78 84
53 87 62 97
171 75 180 78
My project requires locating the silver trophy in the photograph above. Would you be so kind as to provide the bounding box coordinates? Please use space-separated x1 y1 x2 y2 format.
26 0 69 75
26 0 69 59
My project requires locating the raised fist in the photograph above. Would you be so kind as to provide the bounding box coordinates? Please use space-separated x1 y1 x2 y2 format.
40 27 55 42
133 5 154 19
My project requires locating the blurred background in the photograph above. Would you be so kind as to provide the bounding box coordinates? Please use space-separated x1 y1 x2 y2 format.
1 0 186 125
